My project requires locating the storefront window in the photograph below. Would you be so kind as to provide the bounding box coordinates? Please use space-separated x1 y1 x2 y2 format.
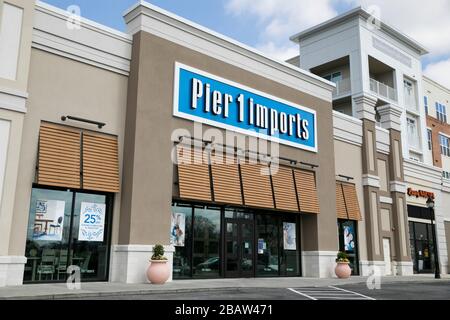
171 202 301 279
409 220 435 273
192 207 221 278
256 215 279 277
172 204 193 279
71 193 110 281
280 217 299 276
338 219 359 275
24 187 112 283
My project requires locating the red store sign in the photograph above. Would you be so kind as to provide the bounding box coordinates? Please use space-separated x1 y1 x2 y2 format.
407 188 435 199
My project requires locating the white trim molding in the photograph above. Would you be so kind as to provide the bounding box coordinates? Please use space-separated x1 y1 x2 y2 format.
404 159 442 187
377 103 403 131
0 87 28 113
33 1 132 76
391 261 414 276
376 126 391 155
110 245 175 284
390 181 407 193
379 196 393 204
362 174 381 188
359 260 386 277
353 93 378 121
302 251 338 278
0 256 27 287
123 1 335 102
333 110 363 146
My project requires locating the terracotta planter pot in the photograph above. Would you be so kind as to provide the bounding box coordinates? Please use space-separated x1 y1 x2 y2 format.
147 260 170 284
335 262 352 279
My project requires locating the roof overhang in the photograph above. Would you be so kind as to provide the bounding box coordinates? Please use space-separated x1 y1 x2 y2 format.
290 7 429 56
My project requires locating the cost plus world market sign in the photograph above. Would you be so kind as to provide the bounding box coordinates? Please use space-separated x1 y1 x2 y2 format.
173 63 318 152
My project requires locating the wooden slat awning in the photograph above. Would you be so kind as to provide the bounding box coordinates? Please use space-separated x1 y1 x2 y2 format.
174 145 322 214
271 165 299 212
37 123 81 189
336 182 348 219
294 170 320 214
335 181 362 221
82 132 120 193
176 144 212 202
37 122 120 193
240 160 274 209
342 183 362 221
210 150 242 205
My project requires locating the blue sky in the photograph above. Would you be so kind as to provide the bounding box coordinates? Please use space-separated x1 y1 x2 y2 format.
42 0 450 88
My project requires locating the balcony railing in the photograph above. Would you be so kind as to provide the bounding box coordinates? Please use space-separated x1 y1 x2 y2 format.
332 78 351 98
370 78 397 102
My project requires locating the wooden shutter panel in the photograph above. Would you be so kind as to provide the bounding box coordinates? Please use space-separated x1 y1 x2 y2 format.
336 182 348 219
342 183 362 221
294 170 320 214
82 132 120 193
240 160 274 209
271 166 299 212
210 151 242 205
176 144 212 202
38 123 81 189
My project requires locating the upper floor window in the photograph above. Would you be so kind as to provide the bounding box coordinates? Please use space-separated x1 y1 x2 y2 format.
439 134 450 157
324 72 342 84
424 96 428 115
427 129 432 150
407 116 419 148
443 171 450 180
436 102 447 123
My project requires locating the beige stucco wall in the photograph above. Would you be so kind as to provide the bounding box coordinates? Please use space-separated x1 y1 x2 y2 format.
334 139 368 261
8 48 128 255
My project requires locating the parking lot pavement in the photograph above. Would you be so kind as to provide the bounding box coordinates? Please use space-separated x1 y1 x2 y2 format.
336 281 450 300
287 286 375 300
62 281 450 300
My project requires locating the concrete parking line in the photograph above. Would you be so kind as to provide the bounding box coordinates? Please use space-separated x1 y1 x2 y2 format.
287 288 317 300
288 286 375 301
329 286 376 300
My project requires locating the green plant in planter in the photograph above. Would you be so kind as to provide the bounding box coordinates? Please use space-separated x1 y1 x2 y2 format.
151 244 168 261
336 251 350 263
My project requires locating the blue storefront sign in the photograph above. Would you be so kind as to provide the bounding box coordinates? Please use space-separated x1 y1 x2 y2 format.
173 63 318 152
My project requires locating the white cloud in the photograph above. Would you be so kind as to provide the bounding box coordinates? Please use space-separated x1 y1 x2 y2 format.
256 41 300 61
424 58 450 89
224 0 450 69
353 0 450 56
225 0 338 61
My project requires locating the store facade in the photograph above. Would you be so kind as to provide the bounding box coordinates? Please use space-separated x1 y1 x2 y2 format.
114 2 342 282
0 1 377 286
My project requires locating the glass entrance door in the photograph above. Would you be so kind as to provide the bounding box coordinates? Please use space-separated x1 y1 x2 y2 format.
24 187 112 283
224 211 254 278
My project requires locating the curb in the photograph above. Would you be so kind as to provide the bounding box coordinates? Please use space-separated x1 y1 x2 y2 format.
1 277 449 300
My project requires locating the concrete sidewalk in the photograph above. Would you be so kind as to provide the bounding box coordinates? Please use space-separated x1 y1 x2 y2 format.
1 275 449 300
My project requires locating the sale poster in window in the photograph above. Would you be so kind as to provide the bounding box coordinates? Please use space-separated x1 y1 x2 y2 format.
170 212 186 247
33 200 65 241
78 202 106 242
283 222 296 251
